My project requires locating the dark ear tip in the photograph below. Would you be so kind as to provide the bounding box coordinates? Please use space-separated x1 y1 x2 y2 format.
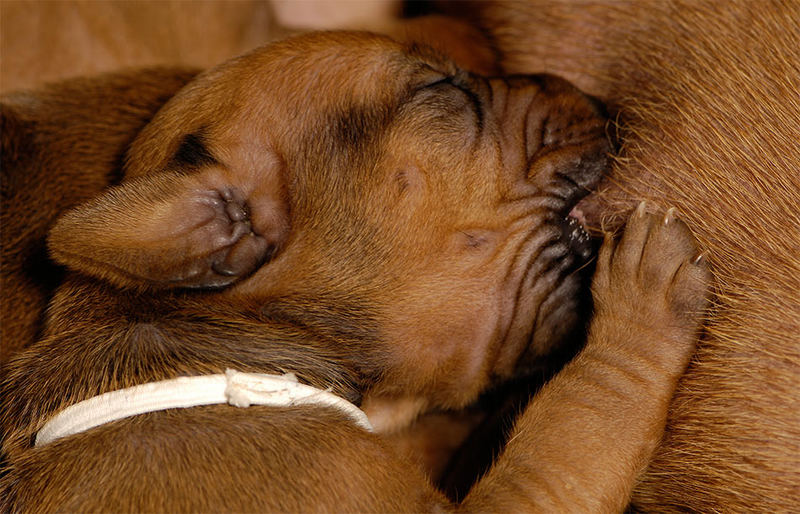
211 234 271 278
1 103 24 166
46 210 76 265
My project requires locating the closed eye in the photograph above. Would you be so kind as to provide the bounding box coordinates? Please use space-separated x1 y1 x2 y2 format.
414 71 451 91
434 75 484 131
422 76 453 89
411 68 484 131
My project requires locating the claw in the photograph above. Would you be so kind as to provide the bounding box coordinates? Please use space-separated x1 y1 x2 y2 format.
692 251 707 266
636 200 647 218
663 207 677 226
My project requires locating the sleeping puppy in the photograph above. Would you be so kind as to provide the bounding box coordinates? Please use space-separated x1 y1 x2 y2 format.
0 16 494 364
0 31 709 511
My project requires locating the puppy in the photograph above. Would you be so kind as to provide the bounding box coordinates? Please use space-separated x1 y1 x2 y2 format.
0 32 708 511
0 15 494 365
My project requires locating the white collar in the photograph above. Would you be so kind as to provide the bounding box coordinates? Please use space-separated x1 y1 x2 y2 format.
36 369 372 446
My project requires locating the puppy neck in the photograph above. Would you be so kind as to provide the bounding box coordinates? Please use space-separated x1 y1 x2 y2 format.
36 275 382 409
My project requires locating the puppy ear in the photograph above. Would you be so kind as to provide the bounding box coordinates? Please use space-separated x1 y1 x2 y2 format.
2 68 198 358
48 165 289 290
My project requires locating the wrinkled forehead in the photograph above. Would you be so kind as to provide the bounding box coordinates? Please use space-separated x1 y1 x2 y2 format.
124 31 456 179
203 32 455 141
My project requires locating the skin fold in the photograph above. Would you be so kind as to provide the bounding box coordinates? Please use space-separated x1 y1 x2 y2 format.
442 0 800 510
1 30 709 512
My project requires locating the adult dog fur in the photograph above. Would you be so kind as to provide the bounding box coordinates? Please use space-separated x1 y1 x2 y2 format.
0 1 278 94
1 31 709 511
444 0 800 510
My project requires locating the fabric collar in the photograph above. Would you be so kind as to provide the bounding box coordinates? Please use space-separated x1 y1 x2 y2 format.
35 369 372 446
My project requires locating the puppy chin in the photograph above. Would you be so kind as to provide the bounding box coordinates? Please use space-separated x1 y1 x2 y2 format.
513 237 597 380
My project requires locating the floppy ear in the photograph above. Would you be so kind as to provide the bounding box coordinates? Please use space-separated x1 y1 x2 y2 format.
48 165 289 290
2 68 198 360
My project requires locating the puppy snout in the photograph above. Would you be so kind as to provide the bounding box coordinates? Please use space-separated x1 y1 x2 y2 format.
536 75 606 142
486 74 611 179
492 74 612 206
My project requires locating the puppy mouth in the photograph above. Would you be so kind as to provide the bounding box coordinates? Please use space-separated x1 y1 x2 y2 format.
552 152 610 266
487 74 614 379
557 168 616 263
507 143 611 378
560 201 598 264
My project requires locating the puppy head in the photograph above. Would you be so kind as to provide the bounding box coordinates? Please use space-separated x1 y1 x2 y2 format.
49 31 610 415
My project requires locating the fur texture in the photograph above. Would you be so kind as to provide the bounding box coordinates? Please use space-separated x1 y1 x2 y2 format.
0 1 279 93
1 31 709 511
0 68 199 361
457 0 800 510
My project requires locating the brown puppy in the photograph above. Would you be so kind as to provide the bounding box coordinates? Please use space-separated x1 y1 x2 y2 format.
1 32 708 511
443 0 800 510
0 14 495 365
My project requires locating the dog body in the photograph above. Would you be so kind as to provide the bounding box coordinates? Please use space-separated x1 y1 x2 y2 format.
0 69 199 363
0 0 278 94
446 0 800 510
1 32 709 511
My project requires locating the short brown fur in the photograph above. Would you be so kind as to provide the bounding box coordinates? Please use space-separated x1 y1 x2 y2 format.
1 31 709 511
451 0 800 510
0 0 279 93
1 68 199 362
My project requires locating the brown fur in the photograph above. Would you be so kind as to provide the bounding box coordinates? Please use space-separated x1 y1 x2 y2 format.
0 13 494 364
447 0 800 510
0 0 281 94
0 1 484 94
1 31 709 511
0 68 199 362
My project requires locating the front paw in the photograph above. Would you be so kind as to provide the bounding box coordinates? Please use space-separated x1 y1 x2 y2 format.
592 203 711 363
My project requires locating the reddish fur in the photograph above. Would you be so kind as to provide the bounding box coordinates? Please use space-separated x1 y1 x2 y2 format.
0 1 488 94
0 69 198 361
0 1 281 93
455 0 800 510
1 31 710 511
2 1 793 508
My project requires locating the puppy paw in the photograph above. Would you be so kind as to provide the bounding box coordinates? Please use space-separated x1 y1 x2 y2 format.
175 187 273 288
591 202 711 365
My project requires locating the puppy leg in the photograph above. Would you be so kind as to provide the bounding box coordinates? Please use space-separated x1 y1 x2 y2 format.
461 205 710 512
